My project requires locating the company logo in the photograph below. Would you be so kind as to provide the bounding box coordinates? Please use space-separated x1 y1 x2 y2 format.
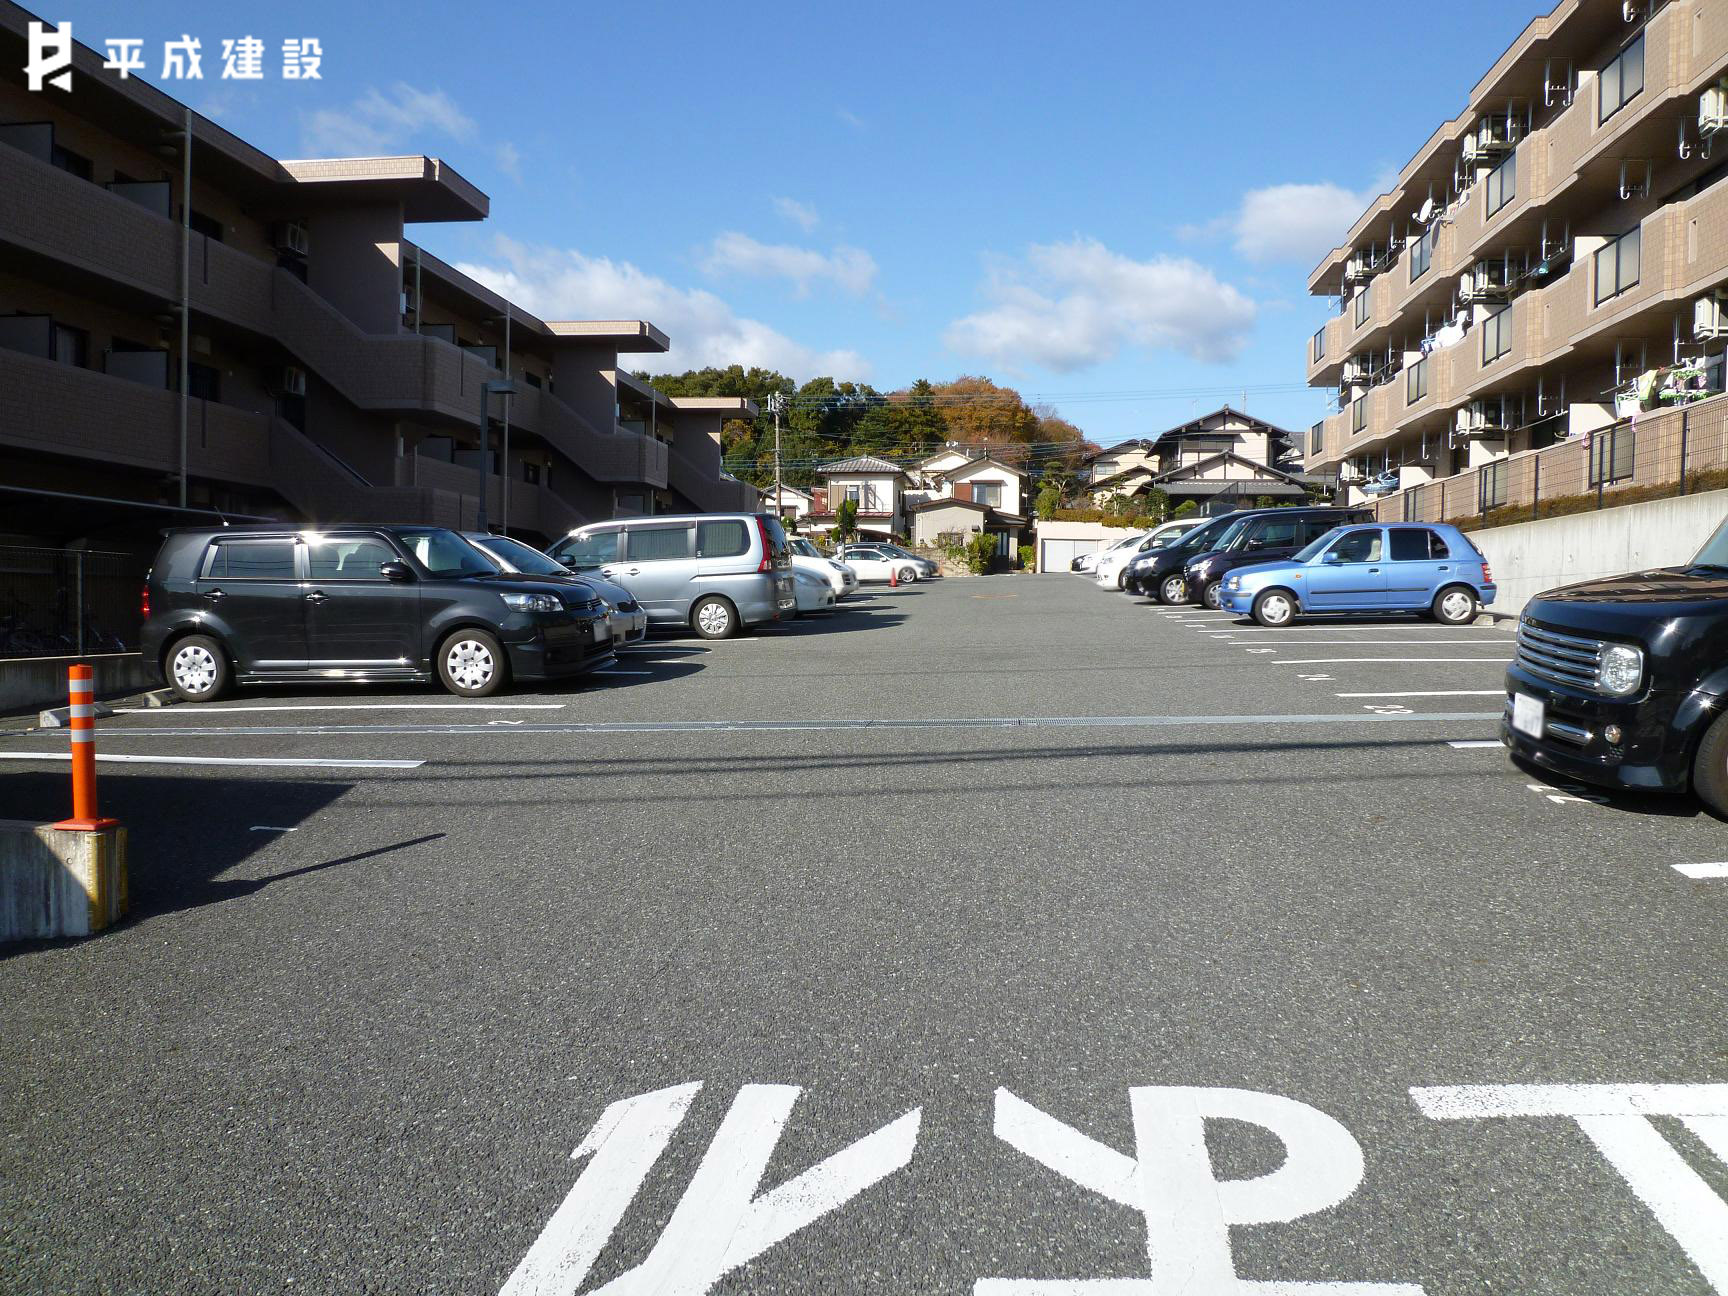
24 20 324 91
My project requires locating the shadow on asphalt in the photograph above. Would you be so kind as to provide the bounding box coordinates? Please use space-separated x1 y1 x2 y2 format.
0 774 438 958
1507 751 1711 820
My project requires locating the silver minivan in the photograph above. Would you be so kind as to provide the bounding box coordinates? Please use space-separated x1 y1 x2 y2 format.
548 513 795 640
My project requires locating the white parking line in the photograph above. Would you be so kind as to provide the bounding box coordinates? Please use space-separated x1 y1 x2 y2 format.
1447 740 1504 748
1674 863 1728 879
187 702 567 714
1344 691 1504 698
0 751 423 769
1274 657 1513 665
600 670 654 676
1241 640 1514 647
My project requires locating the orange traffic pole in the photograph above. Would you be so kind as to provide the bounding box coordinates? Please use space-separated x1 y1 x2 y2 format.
54 664 117 831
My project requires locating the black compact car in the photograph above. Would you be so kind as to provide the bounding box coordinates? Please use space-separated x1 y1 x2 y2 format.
140 525 614 702
1123 511 1248 601
1503 515 1728 815
1180 506 1375 609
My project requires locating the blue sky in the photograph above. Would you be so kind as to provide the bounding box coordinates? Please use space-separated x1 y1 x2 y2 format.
50 0 1541 446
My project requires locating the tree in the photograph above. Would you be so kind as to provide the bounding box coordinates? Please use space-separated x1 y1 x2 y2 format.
836 497 859 541
1173 499 1198 518
1034 481 1065 518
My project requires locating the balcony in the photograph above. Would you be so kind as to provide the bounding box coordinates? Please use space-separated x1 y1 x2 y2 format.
0 346 272 485
1306 315 1349 386
510 384 671 489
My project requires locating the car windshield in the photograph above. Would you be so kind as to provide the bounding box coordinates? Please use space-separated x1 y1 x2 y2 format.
1293 531 1340 562
472 534 568 576
1208 517 1254 551
396 529 497 578
1693 519 1728 568
791 539 822 559
1174 516 1235 553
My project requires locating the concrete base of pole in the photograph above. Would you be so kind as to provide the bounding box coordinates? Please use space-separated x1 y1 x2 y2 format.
0 820 128 943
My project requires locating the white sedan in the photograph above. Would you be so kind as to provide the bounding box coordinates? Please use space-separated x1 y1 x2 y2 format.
790 538 859 597
837 545 920 584
792 566 837 613
1094 519 1203 589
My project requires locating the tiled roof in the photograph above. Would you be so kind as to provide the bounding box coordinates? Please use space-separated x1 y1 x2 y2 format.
817 455 909 476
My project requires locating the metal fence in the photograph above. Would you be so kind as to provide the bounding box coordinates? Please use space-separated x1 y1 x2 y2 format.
0 547 149 658
1368 393 1728 531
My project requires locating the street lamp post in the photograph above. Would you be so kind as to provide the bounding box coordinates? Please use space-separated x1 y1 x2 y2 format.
475 378 517 533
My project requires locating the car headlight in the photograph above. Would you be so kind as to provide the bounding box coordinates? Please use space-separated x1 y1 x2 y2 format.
1598 644 1643 696
1225 575 1241 589
501 591 562 612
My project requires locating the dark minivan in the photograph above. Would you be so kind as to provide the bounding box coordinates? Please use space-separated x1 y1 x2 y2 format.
1180 506 1374 609
1503 514 1728 816
140 525 614 702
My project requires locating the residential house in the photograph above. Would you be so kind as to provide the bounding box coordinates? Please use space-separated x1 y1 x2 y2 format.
806 455 913 538
906 453 1029 558
1088 408 1309 514
760 483 815 524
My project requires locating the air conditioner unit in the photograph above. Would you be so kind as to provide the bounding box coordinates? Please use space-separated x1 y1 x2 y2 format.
1461 134 1481 165
274 222 310 257
1344 252 1374 284
1473 116 1519 159
1459 259 1514 303
1341 355 1373 386
1696 293 1728 340
1702 85 1728 137
281 365 307 397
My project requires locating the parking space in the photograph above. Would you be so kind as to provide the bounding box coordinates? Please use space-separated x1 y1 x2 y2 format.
3 574 1726 1295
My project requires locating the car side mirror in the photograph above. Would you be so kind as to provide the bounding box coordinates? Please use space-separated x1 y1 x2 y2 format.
556 555 579 570
380 561 414 582
1322 551 1343 564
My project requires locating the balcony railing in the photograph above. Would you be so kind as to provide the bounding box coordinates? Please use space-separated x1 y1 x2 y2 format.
1366 394 1728 529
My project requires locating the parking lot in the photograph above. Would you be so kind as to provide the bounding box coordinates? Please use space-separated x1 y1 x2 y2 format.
3 574 1727 1295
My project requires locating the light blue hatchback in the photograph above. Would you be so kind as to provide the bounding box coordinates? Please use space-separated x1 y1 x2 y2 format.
1217 522 1496 627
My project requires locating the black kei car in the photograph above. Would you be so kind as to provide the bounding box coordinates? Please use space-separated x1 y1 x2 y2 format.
1123 512 1248 601
1503 514 1728 816
140 524 614 702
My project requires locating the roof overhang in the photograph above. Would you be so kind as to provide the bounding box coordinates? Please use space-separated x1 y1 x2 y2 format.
671 396 761 419
545 320 671 354
278 156 488 222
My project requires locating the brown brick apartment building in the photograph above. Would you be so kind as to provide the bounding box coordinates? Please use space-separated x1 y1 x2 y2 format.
0 2 757 552
1306 0 1728 511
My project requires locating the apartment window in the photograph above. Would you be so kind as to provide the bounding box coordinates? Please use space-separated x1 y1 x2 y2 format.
1484 152 1516 217
1481 305 1513 364
1594 227 1642 304
843 483 863 504
1599 32 1644 125
187 361 220 402
1350 396 1366 436
1590 425 1636 486
1407 356 1429 404
971 481 1003 507
524 371 542 389
50 144 92 181
1309 421 1324 456
1478 460 1508 512
1353 289 1371 327
188 209 223 242
1311 328 1326 362
52 323 88 368
1409 226 1435 282
523 461 542 484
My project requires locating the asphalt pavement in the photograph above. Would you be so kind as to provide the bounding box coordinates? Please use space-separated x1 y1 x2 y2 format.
2 574 1726 1295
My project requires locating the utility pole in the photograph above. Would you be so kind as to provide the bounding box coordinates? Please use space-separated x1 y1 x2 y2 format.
768 390 786 516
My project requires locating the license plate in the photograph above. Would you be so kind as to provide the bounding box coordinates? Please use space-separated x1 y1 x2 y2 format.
1512 692 1544 738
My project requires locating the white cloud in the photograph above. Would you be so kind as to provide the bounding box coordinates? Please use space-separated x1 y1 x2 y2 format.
1230 182 1379 265
298 83 475 157
495 140 523 184
772 197 820 232
836 108 866 131
944 237 1256 370
455 236 869 379
700 232 876 298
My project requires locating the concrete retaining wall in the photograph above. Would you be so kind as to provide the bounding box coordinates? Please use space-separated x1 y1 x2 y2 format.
0 821 127 943
0 652 155 718
1470 488 1728 619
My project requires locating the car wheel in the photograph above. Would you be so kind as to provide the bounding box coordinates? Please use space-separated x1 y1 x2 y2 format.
896 565 917 584
1252 589 1297 628
165 634 229 703
1115 569 1128 590
438 629 509 697
691 595 739 640
1693 711 1728 819
1158 574 1187 604
1432 585 1479 626
1201 581 1222 611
